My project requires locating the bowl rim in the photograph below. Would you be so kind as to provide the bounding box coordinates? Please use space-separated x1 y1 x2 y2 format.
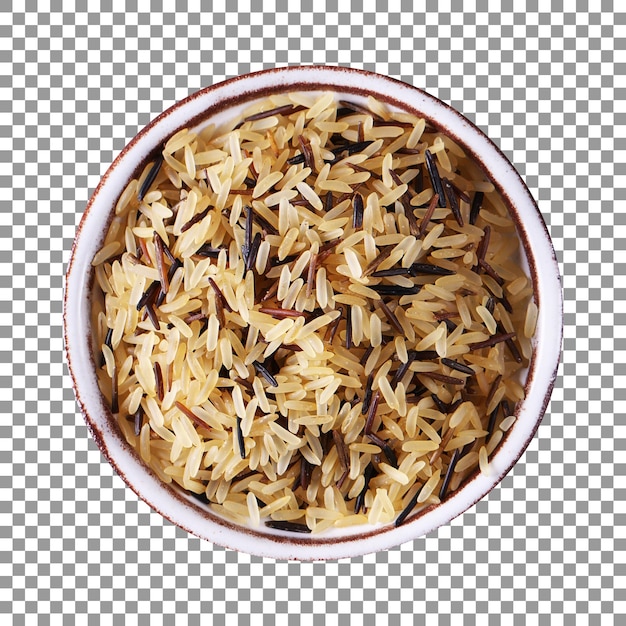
64 65 563 560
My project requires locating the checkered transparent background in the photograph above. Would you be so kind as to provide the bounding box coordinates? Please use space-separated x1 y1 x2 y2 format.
2 0 624 622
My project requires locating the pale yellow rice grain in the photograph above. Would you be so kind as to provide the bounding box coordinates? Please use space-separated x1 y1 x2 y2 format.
264 318 294 343
228 380 244 418
478 446 490 475
268 421 301 447
139 422 151 463
524 301 538 338
294 180 323 210
487 385 507 415
369 312 383 348
379 463 410 485
417 469 441 503
276 449 294 476
92 242 121 266
454 451 479 473
348 443 381 455
500 414 517 432
424 284 457 302
367 489 386 525
415 415 441 444
507 275 527 295
277 226 299 261
445 434 477 451
334 514 369 528
415 323 446 351
406 118 426 149
246 491 261 526
402 440 440 455
486 429 503 456
378 375 398 410
422 223 445 250
395 382 407 418
475 305 497 335
276 264 291 301
448 402 472 429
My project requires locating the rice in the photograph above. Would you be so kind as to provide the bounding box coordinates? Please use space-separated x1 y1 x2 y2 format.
93 91 535 531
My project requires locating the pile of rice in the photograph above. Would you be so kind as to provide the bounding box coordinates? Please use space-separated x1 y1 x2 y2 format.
92 91 536 533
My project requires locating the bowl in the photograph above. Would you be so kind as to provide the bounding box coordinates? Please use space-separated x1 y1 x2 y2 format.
64 66 562 560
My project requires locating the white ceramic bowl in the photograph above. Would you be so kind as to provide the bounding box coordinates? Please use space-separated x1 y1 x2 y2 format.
64 66 562 560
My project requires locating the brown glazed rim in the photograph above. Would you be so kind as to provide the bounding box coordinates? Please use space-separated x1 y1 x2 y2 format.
64 65 563 559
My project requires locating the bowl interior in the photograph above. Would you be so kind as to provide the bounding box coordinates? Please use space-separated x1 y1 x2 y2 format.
64 66 562 560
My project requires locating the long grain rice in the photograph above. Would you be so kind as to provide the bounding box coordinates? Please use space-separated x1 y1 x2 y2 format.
93 90 535 531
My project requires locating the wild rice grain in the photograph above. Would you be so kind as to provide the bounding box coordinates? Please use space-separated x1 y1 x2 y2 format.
440 358 475 376
244 103 300 122
353 193 364 230
486 403 500 444
265 520 311 533
174 401 212 432
137 154 164 201
442 178 463 226
246 232 262 272
371 284 420 296
394 483 424 526
469 191 484 225
439 447 464 500
424 150 446 208
417 192 439 238
469 332 516 351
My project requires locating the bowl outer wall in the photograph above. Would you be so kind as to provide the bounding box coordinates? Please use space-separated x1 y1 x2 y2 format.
64 65 563 560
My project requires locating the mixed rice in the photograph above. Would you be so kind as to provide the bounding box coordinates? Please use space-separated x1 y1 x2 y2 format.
92 92 536 533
